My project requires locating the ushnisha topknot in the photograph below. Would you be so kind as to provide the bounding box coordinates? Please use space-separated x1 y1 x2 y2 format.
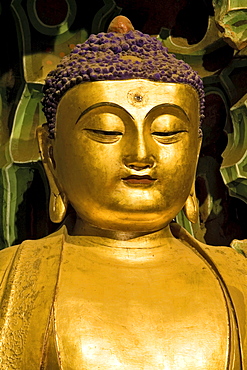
42 17 205 137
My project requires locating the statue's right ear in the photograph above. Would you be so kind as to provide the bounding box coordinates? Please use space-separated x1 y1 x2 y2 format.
36 125 68 223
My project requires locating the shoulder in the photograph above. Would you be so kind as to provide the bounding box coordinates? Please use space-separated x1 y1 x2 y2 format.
0 226 66 287
0 245 19 284
171 222 247 365
170 222 247 269
170 223 247 312
0 229 66 368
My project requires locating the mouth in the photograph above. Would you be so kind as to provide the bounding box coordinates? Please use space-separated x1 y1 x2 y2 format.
122 175 156 185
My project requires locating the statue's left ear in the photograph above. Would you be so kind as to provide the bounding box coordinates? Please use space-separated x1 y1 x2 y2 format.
183 181 199 224
36 125 68 223
183 133 202 224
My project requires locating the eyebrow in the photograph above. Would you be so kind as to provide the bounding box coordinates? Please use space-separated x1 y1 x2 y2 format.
145 103 190 122
75 102 134 124
75 102 190 125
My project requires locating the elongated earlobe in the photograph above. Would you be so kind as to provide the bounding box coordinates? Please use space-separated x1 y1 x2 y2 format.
183 182 199 224
49 191 68 223
37 125 68 223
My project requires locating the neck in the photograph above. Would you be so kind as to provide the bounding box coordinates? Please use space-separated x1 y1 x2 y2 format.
71 216 173 241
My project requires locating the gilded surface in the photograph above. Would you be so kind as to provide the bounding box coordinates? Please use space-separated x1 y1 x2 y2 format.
56 230 230 369
43 80 201 233
0 79 246 368
0 235 63 369
0 225 246 368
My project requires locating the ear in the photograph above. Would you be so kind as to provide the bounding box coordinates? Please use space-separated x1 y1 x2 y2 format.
183 181 199 224
36 125 68 223
182 134 202 224
197 133 203 157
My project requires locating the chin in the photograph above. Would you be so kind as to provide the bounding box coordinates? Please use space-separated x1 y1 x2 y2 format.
76 205 180 234
94 215 174 233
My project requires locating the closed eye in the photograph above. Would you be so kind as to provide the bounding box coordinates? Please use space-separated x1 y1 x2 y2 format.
88 129 123 136
84 129 123 143
152 130 187 143
152 130 187 136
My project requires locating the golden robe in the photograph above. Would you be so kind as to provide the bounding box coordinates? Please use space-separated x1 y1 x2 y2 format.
0 224 246 369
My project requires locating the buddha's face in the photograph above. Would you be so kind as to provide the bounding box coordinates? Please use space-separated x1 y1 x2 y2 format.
49 80 201 232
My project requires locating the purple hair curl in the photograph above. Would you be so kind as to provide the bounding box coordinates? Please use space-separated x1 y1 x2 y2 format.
42 30 205 137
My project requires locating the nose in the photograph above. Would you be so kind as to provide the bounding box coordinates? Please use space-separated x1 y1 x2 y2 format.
123 128 156 170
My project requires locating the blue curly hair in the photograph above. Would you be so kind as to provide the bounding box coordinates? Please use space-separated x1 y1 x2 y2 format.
42 29 205 137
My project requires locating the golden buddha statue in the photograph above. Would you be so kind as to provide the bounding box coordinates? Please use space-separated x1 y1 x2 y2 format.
0 16 246 369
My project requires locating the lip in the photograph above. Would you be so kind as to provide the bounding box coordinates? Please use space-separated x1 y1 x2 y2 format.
122 175 156 185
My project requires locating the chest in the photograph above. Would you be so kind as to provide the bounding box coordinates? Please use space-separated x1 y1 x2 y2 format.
54 245 233 369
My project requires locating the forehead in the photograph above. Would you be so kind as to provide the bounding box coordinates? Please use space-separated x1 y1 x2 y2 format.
56 79 200 127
